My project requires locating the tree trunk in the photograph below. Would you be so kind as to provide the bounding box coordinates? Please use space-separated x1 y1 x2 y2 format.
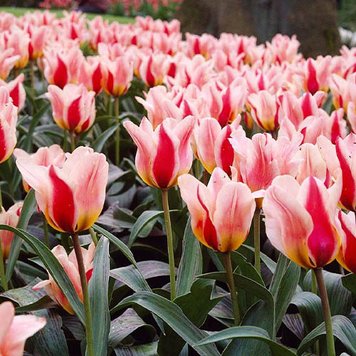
176 0 341 58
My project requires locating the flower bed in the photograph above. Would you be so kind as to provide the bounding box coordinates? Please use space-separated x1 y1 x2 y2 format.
0 9 355 356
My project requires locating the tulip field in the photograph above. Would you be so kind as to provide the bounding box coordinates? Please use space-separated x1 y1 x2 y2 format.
0 8 356 356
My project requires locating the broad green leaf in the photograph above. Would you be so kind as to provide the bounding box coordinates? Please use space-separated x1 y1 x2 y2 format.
342 273 356 295
89 237 110 356
290 291 323 334
92 124 118 152
196 326 295 356
270 255 300 332
128 210 163 248
0 225 85 323
114 292 220 356
297 315 356 355
7 189 37 281
176 219 202 297
114 341 158 356
93 224 137 267
109 308 156 347
304 270 352 316
238 244 276 274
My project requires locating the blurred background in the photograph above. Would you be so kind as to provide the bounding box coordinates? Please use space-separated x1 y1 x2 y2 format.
1 0 356 56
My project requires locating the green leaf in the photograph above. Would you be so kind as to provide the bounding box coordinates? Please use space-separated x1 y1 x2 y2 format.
92 124 118 152
0 225 85 323
176 219 202 297
114 291 220 356
196 326 295 356
290 291 323 334
297 315 356 355
114 341 158 356
89 237 110 356
109 308 156 347
270 255 301 331
342 273 356 295
128 210 163 248
6 189 37 281
93 224 137 267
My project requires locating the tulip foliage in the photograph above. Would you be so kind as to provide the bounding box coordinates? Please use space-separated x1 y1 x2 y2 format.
0 8 355 356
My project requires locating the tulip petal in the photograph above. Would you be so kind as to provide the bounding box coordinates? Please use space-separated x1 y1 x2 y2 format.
0 302 14 345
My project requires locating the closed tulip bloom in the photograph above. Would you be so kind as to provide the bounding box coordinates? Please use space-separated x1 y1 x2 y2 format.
139 53 170 87
33 243 95 314
16 147 108 233
47 84 96 134
0 73 26 111
0 202 22 259
178 168 256 252
263 175 342 269
0 49 19 80
14 144 66 192
0 87 17 164
0 301 46 356
124 116 195 189
248 90 278 131
337 211 356 273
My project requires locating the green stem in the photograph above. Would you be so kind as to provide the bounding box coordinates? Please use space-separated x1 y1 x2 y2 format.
314 268 335 356
253 208 261 275
89 227 98 246
114 96 120 166
161 189 176 300
43 217 49 248
72 233 94 356
0 240 8 291
30 60 35 107
70 132 76 153
222 252 240 325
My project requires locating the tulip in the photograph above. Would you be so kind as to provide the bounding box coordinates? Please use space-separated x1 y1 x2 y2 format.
123 116 195 189
16 146 108 234
0 74 26 111
139 53 170 87
79 57 104 94
179 167 256 324
178 167 256 252
0 202 22 260
47 84 96 135
247 90 278 131
33 243 95 314
263 174 341 356
0 49 19 80
337 210 356 273
13 144 66 192
263 175 341 269
0 87 17 164
0 301 46 356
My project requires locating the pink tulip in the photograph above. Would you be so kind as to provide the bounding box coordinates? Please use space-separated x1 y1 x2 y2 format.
102 56 133 97
0 202 22 259
0 48 19 80
78 57 104 94
1 29 30 69
0 301 46 355
263 175 341 268
34 243 95 314
27 24 48 60
47 84 96 134
337 210 356 273
139 53 170 87
0 87 17 164
123 116 195 189
178 167 256 252
16 147 108 233
14 144 66 192
303 57 331 94
247 90 278 131
0 74 26 111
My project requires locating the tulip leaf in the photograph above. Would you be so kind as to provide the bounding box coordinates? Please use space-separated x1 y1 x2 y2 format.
109 308 156 347
93 224 137 267
195 326 295 355
92 124 118 152
290 291 323 334
114 341 158 356
89 236 110 356
114 291 220 356
297 315 356 355
342 273 356 295
0 225 85 323
127 210 164 248
270 254 301 331
176 219 203 297
6 189 37 281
